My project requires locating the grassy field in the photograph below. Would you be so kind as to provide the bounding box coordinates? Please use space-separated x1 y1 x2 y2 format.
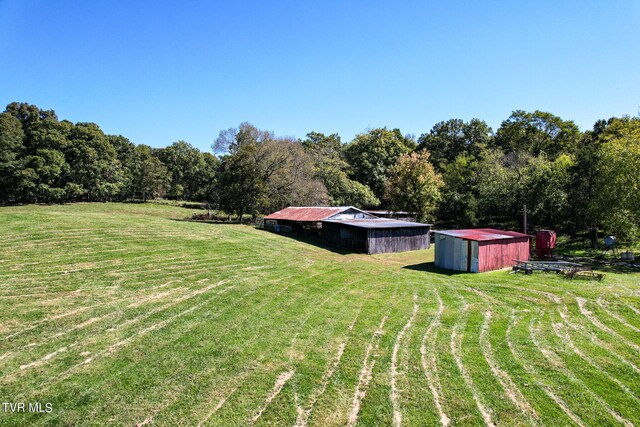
0 203 638 426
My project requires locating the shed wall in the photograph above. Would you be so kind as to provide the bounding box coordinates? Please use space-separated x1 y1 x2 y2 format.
435 234 472 271
321 221 367 252
366 227 430 254
477 237 530 272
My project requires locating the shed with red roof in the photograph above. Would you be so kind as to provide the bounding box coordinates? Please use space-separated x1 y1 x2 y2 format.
434 228 531 272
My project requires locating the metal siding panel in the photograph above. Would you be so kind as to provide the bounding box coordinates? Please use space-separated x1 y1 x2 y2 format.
453 237 464 271
471 241 479 272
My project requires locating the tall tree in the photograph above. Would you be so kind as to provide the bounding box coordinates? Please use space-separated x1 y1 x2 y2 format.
0 113 25 203
566 119 609 241
417 118 492 171
475 149 573 229
493 110 581 158
65 122 123 201
591 116 640 242
214 123 327 219
154 141 213 200
438 154 480 227
384 151 443 223
130 145 170 201
302 132 378 207
344 128 416 201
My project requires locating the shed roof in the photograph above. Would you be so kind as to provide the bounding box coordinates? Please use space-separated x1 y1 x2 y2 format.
434 228 530 242
364 210 413 215
323 218 432 229
264 206 359 222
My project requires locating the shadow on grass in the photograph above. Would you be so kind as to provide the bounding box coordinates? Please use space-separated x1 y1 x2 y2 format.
124 199 206 210
263 230 357 256
555 254 640 274
402 262 468 276
250 228 369 255
171 218 248 225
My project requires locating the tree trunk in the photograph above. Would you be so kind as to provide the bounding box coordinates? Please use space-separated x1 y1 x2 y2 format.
589 226 599 248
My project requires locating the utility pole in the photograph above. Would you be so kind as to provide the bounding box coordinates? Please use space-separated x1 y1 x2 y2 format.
523 204 527 234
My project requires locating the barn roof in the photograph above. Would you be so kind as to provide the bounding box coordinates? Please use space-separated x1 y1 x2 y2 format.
434 228 530 242
264 206 360 222
364 210 413 215
323 218 432 229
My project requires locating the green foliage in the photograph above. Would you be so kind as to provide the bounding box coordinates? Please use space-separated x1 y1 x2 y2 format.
0 103 213 205
592 117 640 243
302 132 379 207
567 122 608 231
344 128 416 201
154 141 218 201
214 123 328 218
3 100 638 238
493 110 581 158
474 150 573 228
0 113 25 203
438 155 479 226
131 145 171 201
384 151 443 223
417 118 492 171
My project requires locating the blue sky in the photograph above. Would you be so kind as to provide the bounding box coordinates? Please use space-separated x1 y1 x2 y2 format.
1 1 639 151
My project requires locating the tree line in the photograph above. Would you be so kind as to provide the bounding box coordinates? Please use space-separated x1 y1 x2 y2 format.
1 102 638 242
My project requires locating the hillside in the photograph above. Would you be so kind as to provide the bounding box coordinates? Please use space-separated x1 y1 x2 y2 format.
0 203 638 426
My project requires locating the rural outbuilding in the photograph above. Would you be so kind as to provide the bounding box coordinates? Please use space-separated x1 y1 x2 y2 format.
322 218 432 254
434 228 531 273
264 206 374 235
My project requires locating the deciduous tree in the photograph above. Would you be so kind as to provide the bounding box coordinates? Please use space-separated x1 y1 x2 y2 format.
384 151 443 223
344 128 416 201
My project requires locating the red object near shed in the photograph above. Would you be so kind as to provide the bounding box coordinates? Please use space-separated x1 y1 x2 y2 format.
434 228 531 273
535 230 557 258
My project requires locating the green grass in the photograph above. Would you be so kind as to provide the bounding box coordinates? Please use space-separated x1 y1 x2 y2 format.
0 203 638 426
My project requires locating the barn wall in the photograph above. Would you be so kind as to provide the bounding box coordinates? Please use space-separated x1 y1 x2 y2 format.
321 222 367 252
477 237 530 272
367 227 430 254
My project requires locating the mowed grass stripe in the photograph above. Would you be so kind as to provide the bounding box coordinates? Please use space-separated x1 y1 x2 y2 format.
0 203 638 426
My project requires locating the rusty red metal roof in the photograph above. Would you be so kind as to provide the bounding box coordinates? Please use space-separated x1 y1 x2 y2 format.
264 206 353 222
434 228 530 242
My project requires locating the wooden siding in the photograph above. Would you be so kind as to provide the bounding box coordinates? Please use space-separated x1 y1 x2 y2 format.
366 227 430 254
322 222 430 254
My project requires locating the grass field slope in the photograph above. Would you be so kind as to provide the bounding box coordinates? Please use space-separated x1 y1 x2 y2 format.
0 203 639 426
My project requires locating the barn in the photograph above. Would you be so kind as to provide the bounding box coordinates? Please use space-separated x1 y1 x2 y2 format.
322 218 432 254
434 228 531 273
263 206 374 236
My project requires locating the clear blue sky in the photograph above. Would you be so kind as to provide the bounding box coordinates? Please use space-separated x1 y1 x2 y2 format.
1 1 639 151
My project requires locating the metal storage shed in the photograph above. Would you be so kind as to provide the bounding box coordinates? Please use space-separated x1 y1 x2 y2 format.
322 218 432 254
434 228 531 273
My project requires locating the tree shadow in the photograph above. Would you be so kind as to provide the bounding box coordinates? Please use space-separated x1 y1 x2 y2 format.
124 200 206 210
170 218 247 225
402 261 468 276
